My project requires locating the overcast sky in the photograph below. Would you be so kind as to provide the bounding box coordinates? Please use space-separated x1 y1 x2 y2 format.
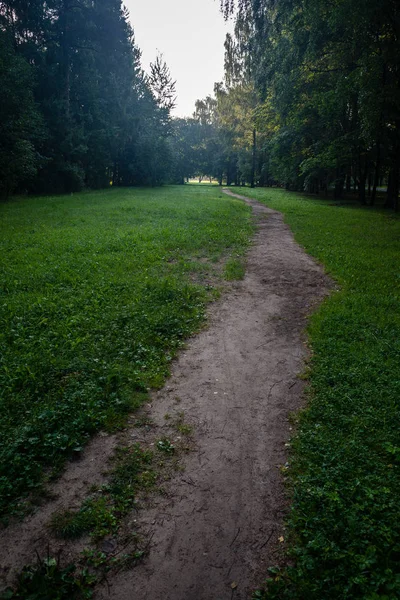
124 0 234 118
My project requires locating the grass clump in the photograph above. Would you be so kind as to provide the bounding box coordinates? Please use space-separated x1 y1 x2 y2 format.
51 444 156 541
235 188 400 599
0 546 146 599
224 257 246 280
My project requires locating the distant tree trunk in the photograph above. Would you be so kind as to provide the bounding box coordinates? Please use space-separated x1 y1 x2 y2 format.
345 169 351 193
358 155 368 205
324 176 329 196
250 128 256 188
59 0 71 120
227 162 235 186
371 141 380 206
112 160 118 186
385 125 400 211
386 164 399 211
334 167 344 199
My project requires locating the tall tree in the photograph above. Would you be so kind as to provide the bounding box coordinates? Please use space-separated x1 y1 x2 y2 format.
0 29 43 196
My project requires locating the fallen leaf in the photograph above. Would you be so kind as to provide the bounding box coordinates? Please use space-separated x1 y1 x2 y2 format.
278 536 284 543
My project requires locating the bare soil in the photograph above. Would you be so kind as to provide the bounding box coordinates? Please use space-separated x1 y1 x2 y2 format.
95 190 331 599
0 190 331 599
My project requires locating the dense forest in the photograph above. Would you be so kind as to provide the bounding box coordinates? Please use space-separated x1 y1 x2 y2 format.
176 0 399 206
1 0 399 207
0 0 178 195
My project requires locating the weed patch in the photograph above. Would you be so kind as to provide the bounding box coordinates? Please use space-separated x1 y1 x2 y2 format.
50 444 156 541
0 545 146 600
0 554 96 600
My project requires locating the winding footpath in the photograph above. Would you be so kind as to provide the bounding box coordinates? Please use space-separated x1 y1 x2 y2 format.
95 191 330 599
0 191 330 599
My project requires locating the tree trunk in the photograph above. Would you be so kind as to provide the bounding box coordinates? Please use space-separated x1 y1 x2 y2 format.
358 155 368 205
367 169 372 198
112 160 118 186
386 164 399 211
334 167 344 199
346 169 351 193
371 141 381 206
250 128 256 188
59 0 71 120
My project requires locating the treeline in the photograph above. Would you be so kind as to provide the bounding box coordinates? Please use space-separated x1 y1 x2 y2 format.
0 0 178 196
176 0 399 207
3 0 398 205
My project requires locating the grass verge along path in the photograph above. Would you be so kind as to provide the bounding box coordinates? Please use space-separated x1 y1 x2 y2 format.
0 185 252 521
234 188 400 599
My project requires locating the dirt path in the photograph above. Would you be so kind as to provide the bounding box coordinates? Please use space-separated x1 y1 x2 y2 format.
0 191 330 599
94 191 331 599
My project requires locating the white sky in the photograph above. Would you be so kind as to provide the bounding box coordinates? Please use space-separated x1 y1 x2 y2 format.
124 0 234 117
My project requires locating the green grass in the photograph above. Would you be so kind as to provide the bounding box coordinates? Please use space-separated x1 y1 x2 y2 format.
232 188 400 599
0 185 252 520
51 444 156 541
224 257 246 280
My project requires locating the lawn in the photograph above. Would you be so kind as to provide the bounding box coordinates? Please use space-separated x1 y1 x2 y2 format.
233 188 400 599
0 185 252 520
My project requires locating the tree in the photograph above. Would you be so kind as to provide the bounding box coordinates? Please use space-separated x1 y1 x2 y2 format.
0 0 178 194
219 0 400 206
0 30 43 196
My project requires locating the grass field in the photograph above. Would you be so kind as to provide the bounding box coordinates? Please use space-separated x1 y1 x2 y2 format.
233 188 400 599
0 185 252 520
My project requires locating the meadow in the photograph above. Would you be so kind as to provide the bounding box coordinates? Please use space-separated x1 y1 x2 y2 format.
234 188 400 599
0 185 252 520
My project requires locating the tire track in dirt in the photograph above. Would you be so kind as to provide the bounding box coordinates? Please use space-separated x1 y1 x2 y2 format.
94 191 331 599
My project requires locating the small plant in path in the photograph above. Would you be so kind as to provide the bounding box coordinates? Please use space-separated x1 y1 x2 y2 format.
156 438 175 455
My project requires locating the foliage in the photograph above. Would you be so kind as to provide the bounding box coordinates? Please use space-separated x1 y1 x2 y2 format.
234 187 400 599
218 0 400 205
156 438 175 455
0 0 176 194
0 185 252 519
